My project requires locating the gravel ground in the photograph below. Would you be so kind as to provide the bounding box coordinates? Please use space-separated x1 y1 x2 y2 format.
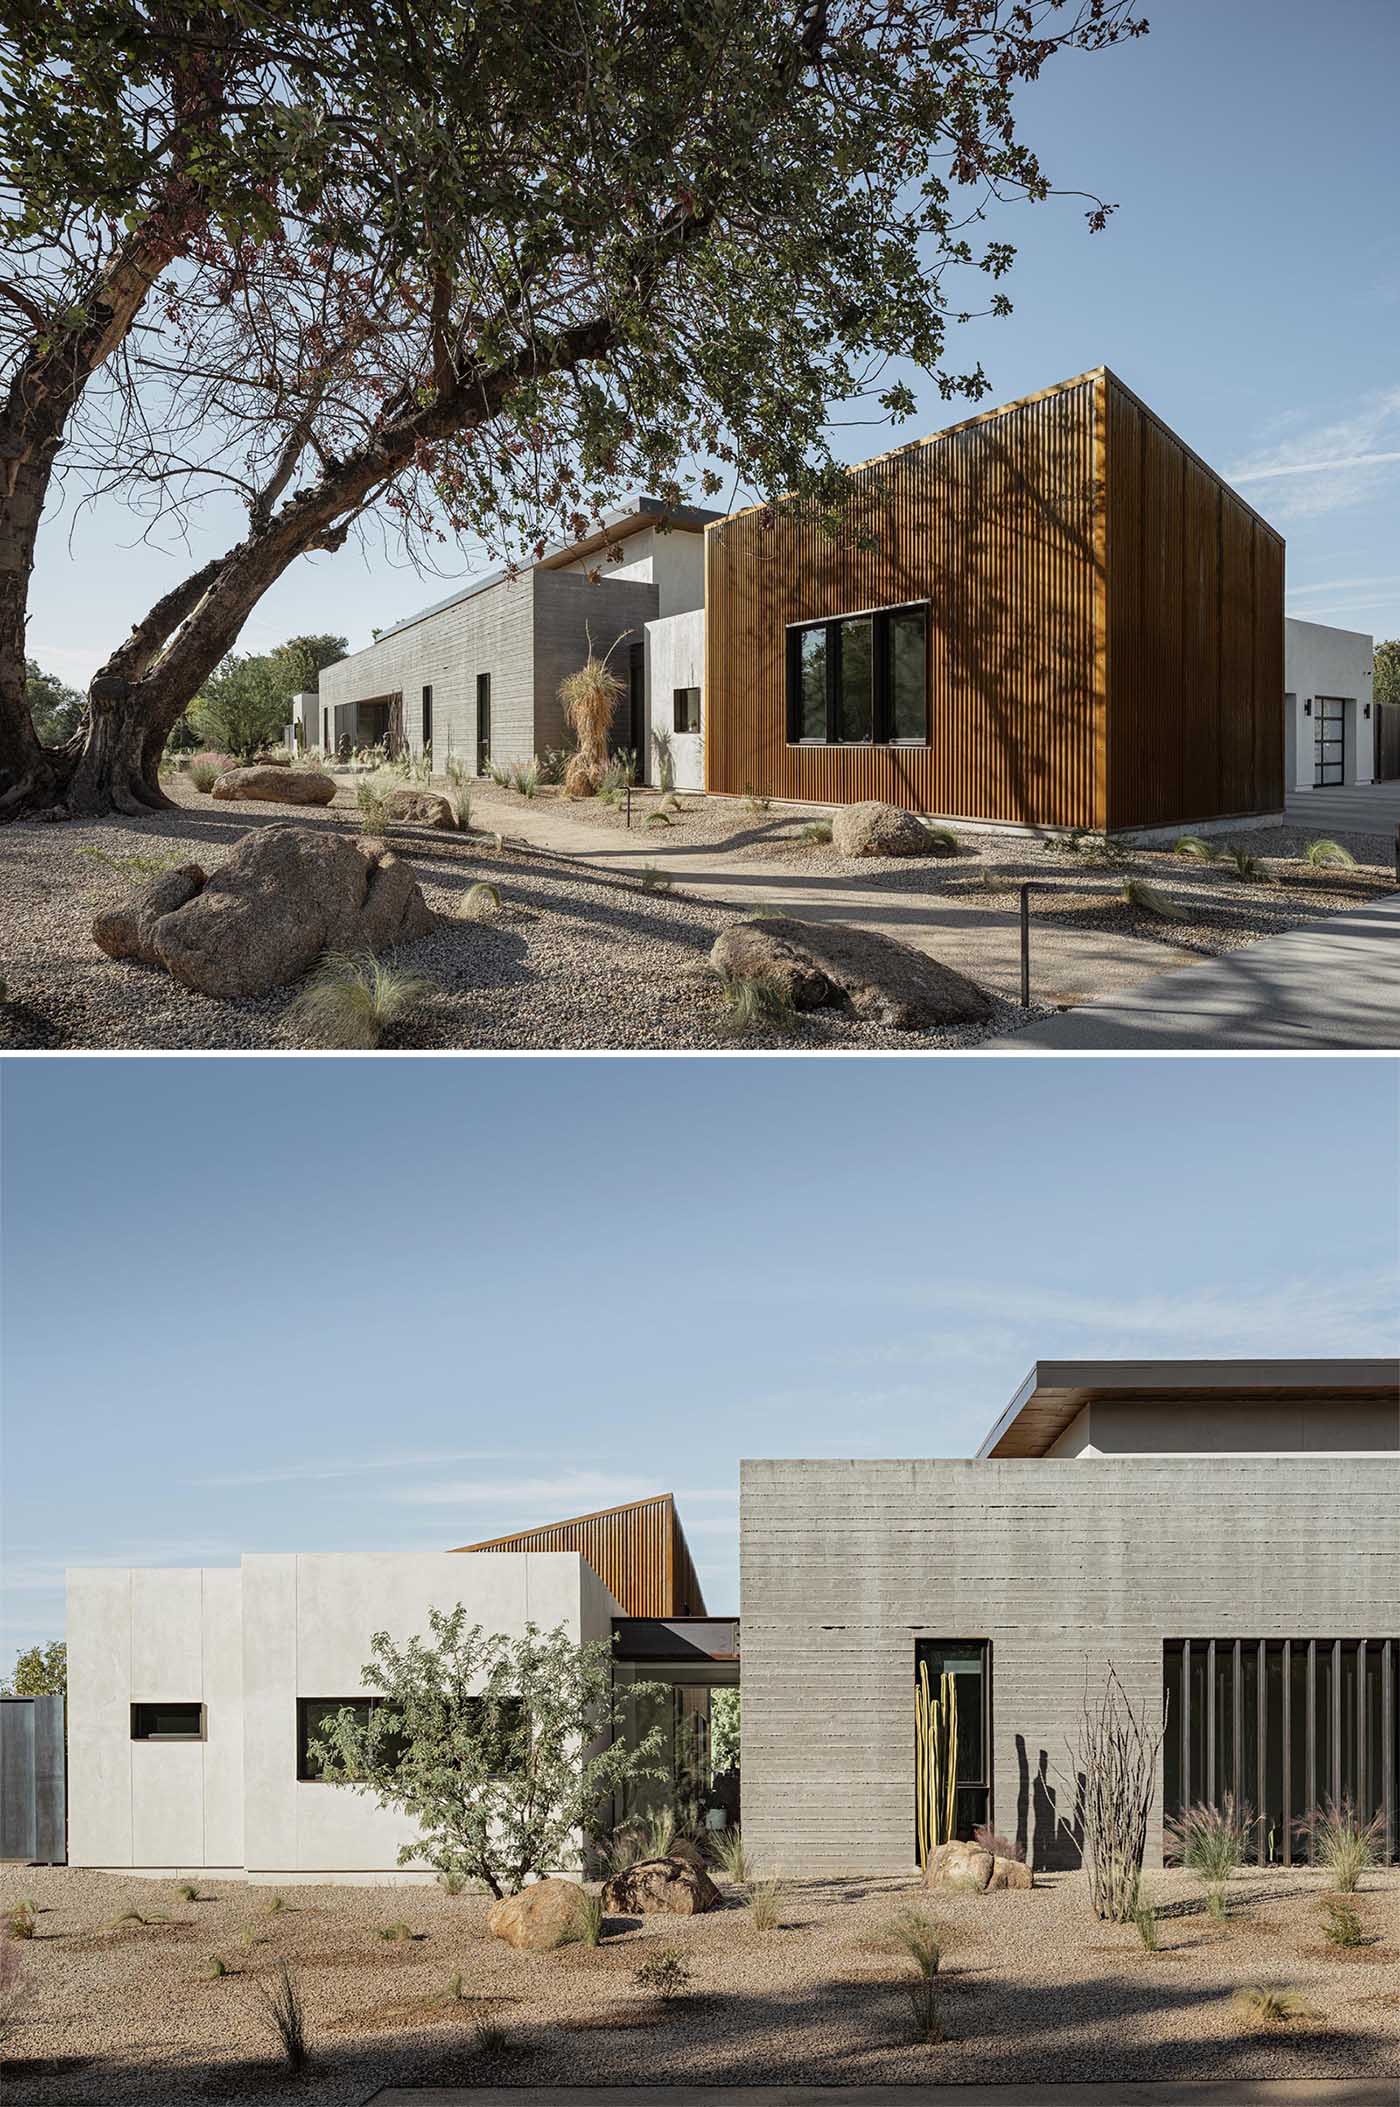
0 779 1041 1052
472 775 1398 963
3 1863 1396 2102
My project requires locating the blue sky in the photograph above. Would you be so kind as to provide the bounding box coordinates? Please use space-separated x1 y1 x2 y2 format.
3 1054 1396 1658
24 0 1400 695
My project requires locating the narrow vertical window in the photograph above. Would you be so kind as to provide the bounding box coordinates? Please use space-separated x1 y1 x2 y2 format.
889 607 928 741
835 618 874 743
798 629 827 741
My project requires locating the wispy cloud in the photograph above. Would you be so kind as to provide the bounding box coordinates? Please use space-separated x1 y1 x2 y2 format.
394 1472 735 1512
1228 388 1400 522
191 1448 517 1489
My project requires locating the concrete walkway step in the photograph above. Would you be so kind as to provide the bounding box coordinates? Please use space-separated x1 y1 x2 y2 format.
369 2083 1397 2104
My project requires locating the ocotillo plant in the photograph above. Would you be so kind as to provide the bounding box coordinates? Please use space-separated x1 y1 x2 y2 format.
915 1661 958 1867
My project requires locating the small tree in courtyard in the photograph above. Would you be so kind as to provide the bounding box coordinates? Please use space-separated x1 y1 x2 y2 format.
308 1607 665 1897
1070 1663 1166 1922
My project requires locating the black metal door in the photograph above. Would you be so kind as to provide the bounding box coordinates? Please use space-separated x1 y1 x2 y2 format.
421 685 433 754
627 641 645 777
1314 697 1344 786
476 672 491 775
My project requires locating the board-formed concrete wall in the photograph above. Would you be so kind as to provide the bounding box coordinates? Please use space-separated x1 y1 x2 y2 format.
68 1551 617 1880
739 1456 1400 1875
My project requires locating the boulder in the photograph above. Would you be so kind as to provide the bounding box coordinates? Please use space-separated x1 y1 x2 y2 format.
211 764 336 806
486 1877 594 1951
92 864 205 962
831 800 933 858
709 915 990 1030
602 1855 720 1917
924 1841 995 1893
383 788 457 829
91 825 433 998
987 1856 1032 1891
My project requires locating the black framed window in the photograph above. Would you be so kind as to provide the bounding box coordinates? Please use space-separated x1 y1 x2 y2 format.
673 687 701 735
131 1702 204 1741
421 685 433 750
1164 1639 1398 1866
788 603 929 747
297 1695 525 1781
914 1638 991 1849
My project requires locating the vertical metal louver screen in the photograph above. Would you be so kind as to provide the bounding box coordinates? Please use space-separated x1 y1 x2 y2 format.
1163 1640 1398 1865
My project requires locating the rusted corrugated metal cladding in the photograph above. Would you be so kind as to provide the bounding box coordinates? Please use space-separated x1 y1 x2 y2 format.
1104 373 1284 830
705 375 1103 828
455 1494 706 1618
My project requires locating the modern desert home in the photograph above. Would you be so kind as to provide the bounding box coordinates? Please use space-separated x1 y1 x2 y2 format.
64 1495 735 1881
742 1358 1399 1877
704 367 1286 833
313 495 718 783
64 1361 1397 1882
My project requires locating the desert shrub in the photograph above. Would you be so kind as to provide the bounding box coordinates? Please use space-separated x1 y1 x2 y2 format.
1165 1796 1256 1887
240 1926 258 1951
1225 843 1269 881
907 1973 943 2044
711 1827 751 1882
263 1891 288 1916
1073 1665 1167 1923
559 636 627 796
0 1943 23 2046
463 881 501 921
104 1908 160 1930
1122 876 1186 920
886 1909 943 1978
1319 1897 1365 1947
536 745 573 786
189 751 233 792
638 865 672 895
4 1902 36 1941
205 1954 229 1978
355 776 392 834
436 1866 468 1896
487 759 512 787
292 951 433 1051
923 823 959 855
643 808 673 827
742 784 771 813
176 1883 199 1903
633 1947 690 2000
441 1970 466 2003
256 1960 311 2072
507 759 540 798
749 1878 782 1931
450 783 473 831
474 2010 508 2053
1232 1983 1316 2026
1307 1796 1386 1892
971 1825 1023 1863
799 818 833 844
605 1823 647 1877
1304 837 1356 869
577 1892 605 1947
1174 833 1217 861
716 967 796 1035
1130 1888 1160 1952
643 1806 678 1859
378 1920 414 1941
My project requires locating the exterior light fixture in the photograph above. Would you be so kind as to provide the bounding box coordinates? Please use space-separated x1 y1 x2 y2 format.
1303 698 1312 716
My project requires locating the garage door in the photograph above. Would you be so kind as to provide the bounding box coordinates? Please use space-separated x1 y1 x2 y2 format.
1314 696 1345 787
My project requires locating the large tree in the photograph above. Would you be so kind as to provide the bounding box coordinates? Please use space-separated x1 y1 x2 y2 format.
1375 638 1399 711
2 0 1146 818
187 631 346 754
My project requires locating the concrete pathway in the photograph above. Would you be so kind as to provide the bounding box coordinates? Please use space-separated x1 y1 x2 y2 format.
370 2082 1397 2104
993 894 1400 1050
1285 779 1400 837
470 794 1198 1010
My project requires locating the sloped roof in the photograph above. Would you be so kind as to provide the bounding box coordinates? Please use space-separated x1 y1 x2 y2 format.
454 1492 707 1617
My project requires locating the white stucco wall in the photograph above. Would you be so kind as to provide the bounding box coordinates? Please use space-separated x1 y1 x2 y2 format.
1283 618 1375 791
554 524 707 620
68 1551 618 1880
644 609 706 790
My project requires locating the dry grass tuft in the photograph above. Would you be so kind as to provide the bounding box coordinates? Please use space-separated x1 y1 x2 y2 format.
885 1909 945 1978
716 967 797 1035
749 1877 783 1931
633 1947 691 2001
255 1959 311 2070
1304 837 1356 869
711 1827 751 1882
292 950 433 1050
1122 876 1186 921
1232 1983 1318 2026
559 636 626 797
462 880 502 921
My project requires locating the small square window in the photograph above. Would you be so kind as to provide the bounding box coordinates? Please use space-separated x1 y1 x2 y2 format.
131 1702 205 1741
673 687 701 735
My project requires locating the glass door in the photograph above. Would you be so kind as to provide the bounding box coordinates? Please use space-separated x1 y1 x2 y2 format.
1314 697 1344 786
915 1638 991 1851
